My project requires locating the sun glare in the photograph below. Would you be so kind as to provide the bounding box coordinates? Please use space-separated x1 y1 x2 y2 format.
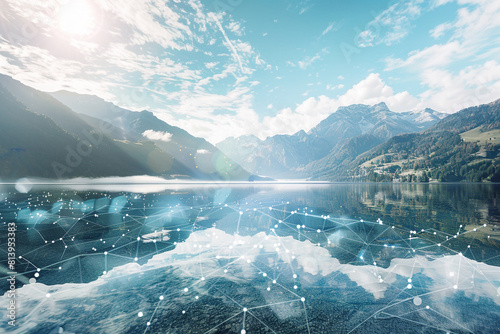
58 0 95 37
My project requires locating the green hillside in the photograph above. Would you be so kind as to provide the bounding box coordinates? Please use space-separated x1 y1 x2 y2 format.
315 99 500 182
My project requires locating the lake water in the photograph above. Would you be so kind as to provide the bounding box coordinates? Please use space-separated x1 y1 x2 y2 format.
1 183 500 333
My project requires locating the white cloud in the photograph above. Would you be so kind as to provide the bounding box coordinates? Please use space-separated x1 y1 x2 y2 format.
326 84 344 90
298 54 320 69
289 49 328 70
209 12 253 75
419 60 500 112
386 41 461 71
205 62 218 69
430 22 453 38
322 21 343 36
226 21 243 36
387 0 500 71
254 73 420 139
142 130 173 142
384 0 500 113
338 73 420 111
161 106 261 144
99 0 192 50
358 0 426 47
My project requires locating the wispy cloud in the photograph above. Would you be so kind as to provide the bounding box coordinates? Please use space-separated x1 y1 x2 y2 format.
322 21 344 36
383 0 500 113
209 12 248 75
358 0 426 47
288 48 328 70
0 0 265 144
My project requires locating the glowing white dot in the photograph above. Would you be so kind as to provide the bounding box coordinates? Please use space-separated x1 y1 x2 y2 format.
449 272 455 277
407 284 412 289
293 274 297 278
34 273 39 278
159 295 164 300
138 312 143 317
294 285 298 289
147 322 151 326
241 330 246 334
201 277 205 281
453 285 458 289
272 280 276 284
243 308 247 312
413 296 422 306
267 287 270 291
182 310 186 314
184 288 189 292
301 297 305 302
46 293 51 298
426 305 430 309
408 278 412 283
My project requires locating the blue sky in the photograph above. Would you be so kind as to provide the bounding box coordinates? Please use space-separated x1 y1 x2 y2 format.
1 0 500 143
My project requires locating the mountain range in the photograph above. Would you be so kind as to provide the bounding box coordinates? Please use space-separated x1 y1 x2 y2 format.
0 74 251 181
217 103 446 178
334 99 500 182
1 73 499 183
